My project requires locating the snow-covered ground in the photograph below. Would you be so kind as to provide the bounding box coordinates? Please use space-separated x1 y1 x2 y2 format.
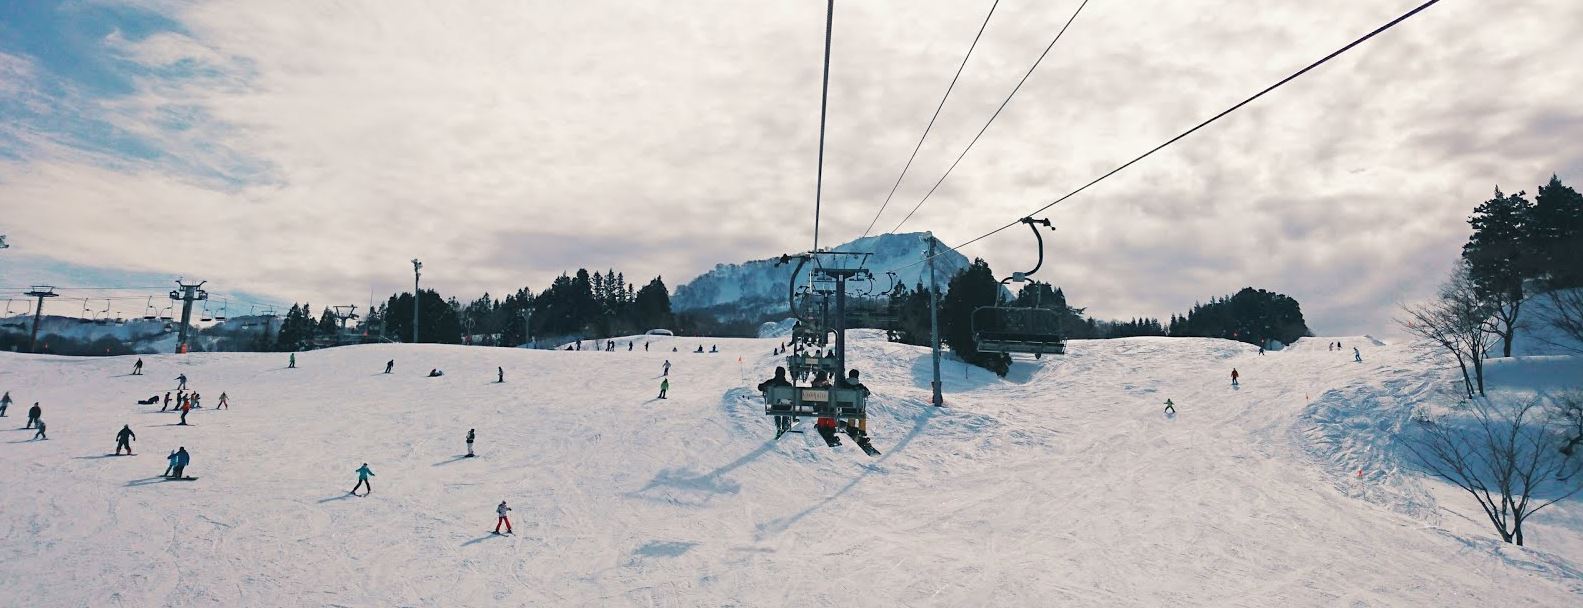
0 332 1580 606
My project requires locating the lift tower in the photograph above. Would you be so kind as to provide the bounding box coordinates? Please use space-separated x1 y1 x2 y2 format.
169 280 208 353
23 286 58 353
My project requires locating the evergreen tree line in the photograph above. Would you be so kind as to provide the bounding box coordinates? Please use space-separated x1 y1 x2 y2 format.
1459 175 1583 357
356 269 675 348
873 259 1311 376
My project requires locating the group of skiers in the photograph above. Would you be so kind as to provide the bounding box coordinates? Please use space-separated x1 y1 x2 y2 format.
1326 341 1363 361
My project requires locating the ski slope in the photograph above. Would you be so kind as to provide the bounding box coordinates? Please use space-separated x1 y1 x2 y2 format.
0 333 1580 606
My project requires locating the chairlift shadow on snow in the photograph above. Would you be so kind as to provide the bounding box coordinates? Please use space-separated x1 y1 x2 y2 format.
754 399 938 540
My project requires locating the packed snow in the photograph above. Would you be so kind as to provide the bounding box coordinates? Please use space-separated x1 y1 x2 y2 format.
1 332 1580 606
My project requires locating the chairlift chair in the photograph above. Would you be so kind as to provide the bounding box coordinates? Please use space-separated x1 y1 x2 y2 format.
970 217 1067 358
761 383 868 421
214 300 228 322
142 296 158 320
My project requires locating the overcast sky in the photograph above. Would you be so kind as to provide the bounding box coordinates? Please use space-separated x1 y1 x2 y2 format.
2 0 1581 334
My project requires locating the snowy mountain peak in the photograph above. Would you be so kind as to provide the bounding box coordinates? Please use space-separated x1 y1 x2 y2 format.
672 232 971 319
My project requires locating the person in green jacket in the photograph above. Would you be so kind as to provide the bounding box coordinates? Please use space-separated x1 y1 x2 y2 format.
288 353 296 369
657 378 669 400
350 463 374 496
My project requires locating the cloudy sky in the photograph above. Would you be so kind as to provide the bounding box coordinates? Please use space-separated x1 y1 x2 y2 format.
1 0 1580 333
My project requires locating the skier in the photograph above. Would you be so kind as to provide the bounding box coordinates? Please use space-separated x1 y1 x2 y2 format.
26 402 41 429
466 429 476 457
350 463 374 496
662 360 671 377
494 500 513 535
644 341 650 352
628 341 633 352
1231 368 1240 387
176 374 188 390
809 371 839 446
32 418 47 440
1353 347 1362 363
191 392 201 409
1258 346 1265 356
0 391 10 417
758 367 794 436
162 449 179 477
178 397 192 426
497 367 504 383
1164 399 1176 415
217 392 229 410
288 353 296 369
838 370 879 455
171 447 190 479
384 360 395 374
657 378 669 400
115 424 137 455
132 358 144 375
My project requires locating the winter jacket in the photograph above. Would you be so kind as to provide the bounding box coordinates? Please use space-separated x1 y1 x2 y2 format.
175 450 190 466
117 427 136 442
356 466 374 480
28 405 41 418
497 503 511 517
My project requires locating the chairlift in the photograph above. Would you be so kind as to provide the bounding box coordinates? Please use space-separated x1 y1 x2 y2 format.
78 298 94 324
200 301 214 323
214 299 228 322
95 300 112 325
2 299 28 328
142 296 158 320
970 217 1067 357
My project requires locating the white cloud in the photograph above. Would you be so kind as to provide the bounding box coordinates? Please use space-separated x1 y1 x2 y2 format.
3 0 1582 334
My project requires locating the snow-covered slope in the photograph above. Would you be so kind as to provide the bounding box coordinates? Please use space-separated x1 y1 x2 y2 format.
1 334 1580 606
672 232 971 319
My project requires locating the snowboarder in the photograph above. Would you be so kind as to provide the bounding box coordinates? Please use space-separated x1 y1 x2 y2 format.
25 402 41 429
217 392 229 410
178 398 192 425
758 367 794 436
115 424 136 454
694 345 704 353
162 449 179 477
191 392 201 409
494 500 513 534
176 374 188 390
662 360 671 377
162 392 172 411
1231 368 1240 387
466 429 476 457
428 368 444 377
0 391 10 417
1353 347 1362 363
644 341 650 352
288 353 296 369
628 341 633 352
497 367 504 383
171 447 190 479
658 378 669 400
132 358 144 375
32 418 46 440
808 371 839 446
1164 399 1176 415
350 463 374 496
1258 346 1265 356
385 360 395 374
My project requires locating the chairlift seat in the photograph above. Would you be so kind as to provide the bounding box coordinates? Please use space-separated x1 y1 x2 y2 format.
761 384 866 420
976 332 1067 355
785 355 838 377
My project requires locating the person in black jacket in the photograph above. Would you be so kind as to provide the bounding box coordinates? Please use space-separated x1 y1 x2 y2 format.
466 429 476 457
115 425 137 455
837 370 878 454
25 402 41 429
758 367 794 435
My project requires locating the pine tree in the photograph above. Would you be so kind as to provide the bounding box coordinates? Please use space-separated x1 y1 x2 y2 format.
1463 187 1534 357
941 259 1011 376
1530 175 1583 288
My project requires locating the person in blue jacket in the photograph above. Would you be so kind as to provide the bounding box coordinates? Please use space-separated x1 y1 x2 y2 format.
170 447 190 479
350 463 375 496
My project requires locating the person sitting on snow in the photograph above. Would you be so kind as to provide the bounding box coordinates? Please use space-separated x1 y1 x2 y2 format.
428 369 444 378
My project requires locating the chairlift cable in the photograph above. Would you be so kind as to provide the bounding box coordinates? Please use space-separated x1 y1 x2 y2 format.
857 0 1002 242
887 0 1443 275
887 0 1091 235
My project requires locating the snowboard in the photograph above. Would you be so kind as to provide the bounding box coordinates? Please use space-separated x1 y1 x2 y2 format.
490 531 514 535
108 453 137 456
464 454 476 458
167 477 198 481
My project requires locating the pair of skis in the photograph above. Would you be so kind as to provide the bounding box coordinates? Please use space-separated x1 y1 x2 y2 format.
774 418 880 457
